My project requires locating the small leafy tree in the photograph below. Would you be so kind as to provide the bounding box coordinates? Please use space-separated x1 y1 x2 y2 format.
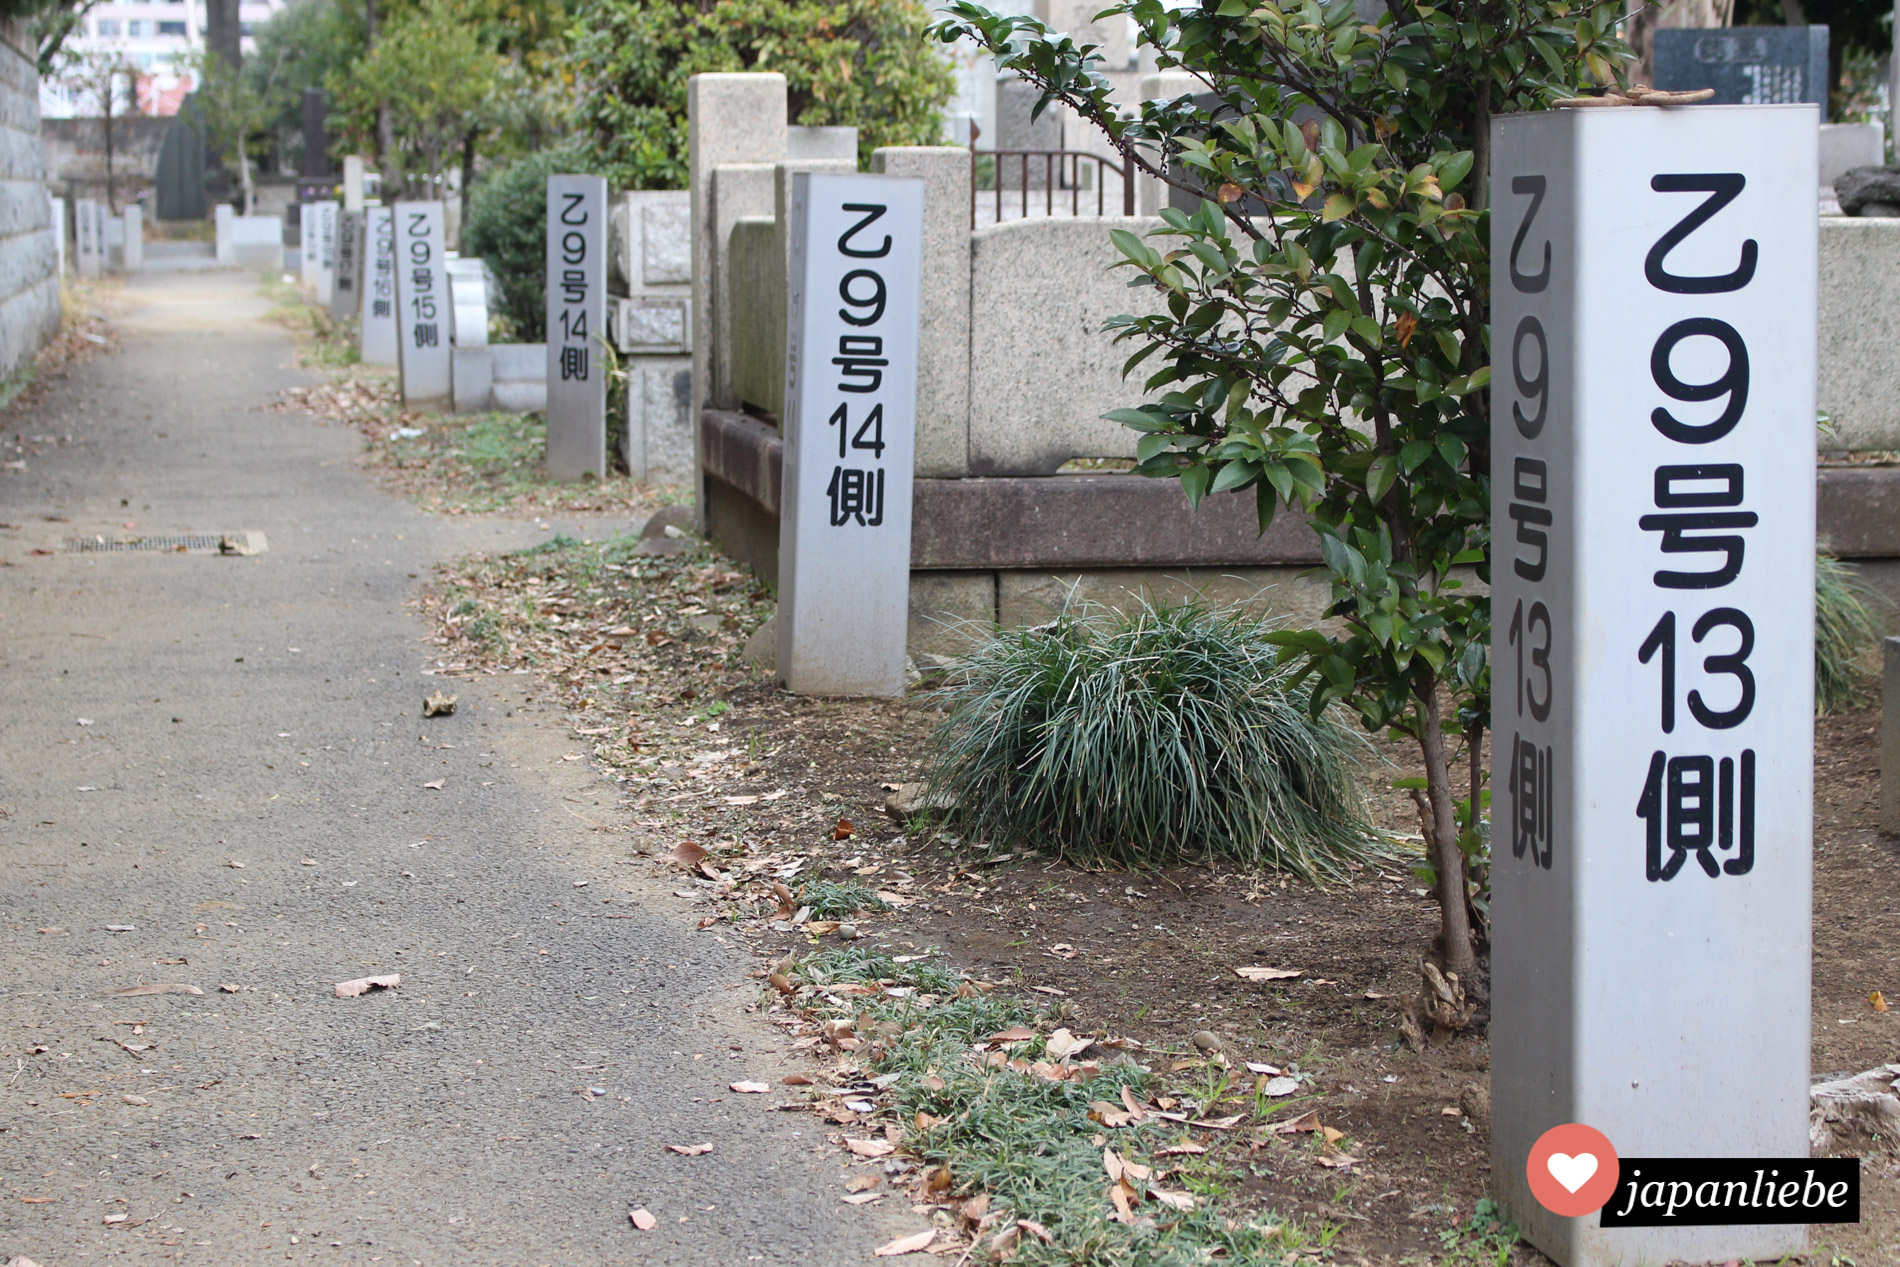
933 1 1629 992
333 0 500 199
569 0 958 190
186 49 273 214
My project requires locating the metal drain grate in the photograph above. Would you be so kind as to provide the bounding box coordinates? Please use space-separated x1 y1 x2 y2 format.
61 531 268 555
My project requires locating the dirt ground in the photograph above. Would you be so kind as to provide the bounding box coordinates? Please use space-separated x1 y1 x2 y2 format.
404 533 1900 1267
315 341 1899 1261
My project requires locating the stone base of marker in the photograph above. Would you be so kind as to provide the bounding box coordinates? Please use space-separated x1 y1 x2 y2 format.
451 347 492 415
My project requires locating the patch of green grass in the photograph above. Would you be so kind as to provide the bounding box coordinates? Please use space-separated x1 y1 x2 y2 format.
791 946 1318 1266
1434 1197 1519 1265
797 879 889 919
1817 549 1883 714
922 595 1384 880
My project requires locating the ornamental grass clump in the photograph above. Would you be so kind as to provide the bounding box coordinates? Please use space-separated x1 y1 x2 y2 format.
924 598 1378 879
1816 549 1882 714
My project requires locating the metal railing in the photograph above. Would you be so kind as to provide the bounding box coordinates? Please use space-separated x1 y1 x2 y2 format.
970 148 1137 228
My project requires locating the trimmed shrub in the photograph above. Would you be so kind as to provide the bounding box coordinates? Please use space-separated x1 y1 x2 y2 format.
568 0 956 191
1817 549 1882 714
461 144 591 343
922 597 1380 879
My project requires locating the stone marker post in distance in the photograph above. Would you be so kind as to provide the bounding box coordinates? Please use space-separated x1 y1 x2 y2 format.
360 206 398 365
391 201 451 405
314 201 339 306
545 174 608 480
331 210 362 321
1489 103 1816 1267
75 197 98 278
777 172 924 696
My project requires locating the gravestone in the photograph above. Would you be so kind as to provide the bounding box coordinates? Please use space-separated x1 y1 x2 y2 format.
392 201 450 403
330 210 362 320
301 88 330 178
313 201 339 305
1490 103 1816 1267
545 174 608 479
75 198 99 279
777 171 924 696
995 74 1063 189
1654 26 1829 116
153 106 206 221
359 206 398 365
342 155 365 213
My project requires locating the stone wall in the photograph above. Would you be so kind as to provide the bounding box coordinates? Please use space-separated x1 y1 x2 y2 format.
0 20 59 380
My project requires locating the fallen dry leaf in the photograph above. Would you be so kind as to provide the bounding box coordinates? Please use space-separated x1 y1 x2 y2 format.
1156 1140 1208 1155
730 1081 769 1094
986 1025 1035 1044
1234 966 1302 982
782 1073 814 1086
1316 1153 1360 1169
1261 1076 1299 1098
628 1208 657 1230
1271 1111 1321 1135
421 780 445 791
1322 1125 1347 1144
104 983 202 997
219 983 241 993
831 818 856 841
666 1142 714 1156
1151 1187 1196 1212
333 974 400 998
844 1137 895 1158
1045 1028 1090 1061
846 1174 881 1193
423 690 458 717
841 1191 884 1205
873 1229 935 1257
1872 991 1889 1013
226 860 245 869
669 840 708 868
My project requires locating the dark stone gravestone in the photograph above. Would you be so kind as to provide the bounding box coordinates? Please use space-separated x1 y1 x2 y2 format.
302 88 331 178
154 100 206 221
1653 25 1829 118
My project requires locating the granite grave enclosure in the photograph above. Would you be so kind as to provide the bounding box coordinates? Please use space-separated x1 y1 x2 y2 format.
686 71 1900 668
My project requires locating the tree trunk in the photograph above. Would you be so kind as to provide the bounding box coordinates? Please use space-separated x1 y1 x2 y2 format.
237 133 254 216
1417 679 1479 987
458 131 476 250
102 74 117 215
1625 0 1735 88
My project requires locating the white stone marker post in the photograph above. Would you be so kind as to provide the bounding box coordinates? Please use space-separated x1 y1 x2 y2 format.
330 210 360 320
545 175 608 479
313 202 339 305
298 204 317 288
1489 104 1816 1267
50 195 64 277
75 198 98 278
360 206 398 365
391 201 451 405
777 172 924 696
122 204 142 271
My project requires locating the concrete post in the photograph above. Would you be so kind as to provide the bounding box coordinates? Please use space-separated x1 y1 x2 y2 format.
689 72 787 523
1137 73 1199 215
1883 636 1900 834
122 204 141 272
214 203 234 265
343 155 366 212
871 147 972 478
